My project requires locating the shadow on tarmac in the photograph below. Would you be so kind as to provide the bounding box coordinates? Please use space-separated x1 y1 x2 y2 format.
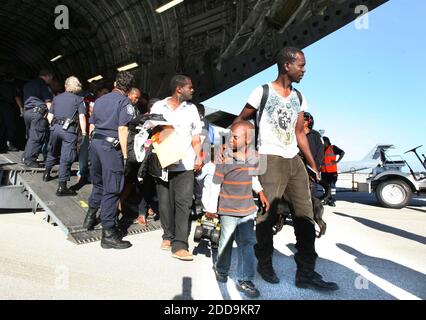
189 212 426 300
193 239 213 258
173 277 194 300
334 212 426 245
204 242 398 300
337 244 426 299
336 192 426 208
406 206 426 214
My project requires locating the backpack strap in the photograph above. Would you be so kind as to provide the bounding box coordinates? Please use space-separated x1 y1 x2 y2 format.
294 88 303 106
254 85 302 150
255 84 269 150
257 84 269 125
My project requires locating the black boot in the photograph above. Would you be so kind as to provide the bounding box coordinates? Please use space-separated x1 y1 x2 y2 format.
56 181 77 197
257 262 280 284
83 207 99 230
101 228 132 250
43 169 52 182
70 177 89 191
295 270 339 291
24 161 43 169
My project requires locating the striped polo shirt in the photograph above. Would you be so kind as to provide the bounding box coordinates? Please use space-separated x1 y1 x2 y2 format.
213 157 259 217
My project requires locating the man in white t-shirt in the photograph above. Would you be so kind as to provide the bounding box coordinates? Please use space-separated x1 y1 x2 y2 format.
150 75 203 261
234 47 338 291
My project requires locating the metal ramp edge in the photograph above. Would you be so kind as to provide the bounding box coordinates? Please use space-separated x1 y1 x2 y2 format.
15 172 73 236
70 220 162 245
0 185 34 210
13 171 162 245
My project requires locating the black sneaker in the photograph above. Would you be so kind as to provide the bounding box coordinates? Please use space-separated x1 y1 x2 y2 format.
237 281 260 298
257 264 280 284
295 272 339 291
214 270 228 283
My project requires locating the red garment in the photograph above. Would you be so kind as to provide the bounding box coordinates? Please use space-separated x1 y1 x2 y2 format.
83 95 95 134
321 145 337 173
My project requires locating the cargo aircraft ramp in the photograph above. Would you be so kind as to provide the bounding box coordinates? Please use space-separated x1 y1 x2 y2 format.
0 152 161 245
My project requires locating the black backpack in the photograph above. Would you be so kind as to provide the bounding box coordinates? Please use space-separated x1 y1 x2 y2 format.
255 84 303 150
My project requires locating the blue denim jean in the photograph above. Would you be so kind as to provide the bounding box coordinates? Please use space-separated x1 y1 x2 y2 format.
215 213 257 282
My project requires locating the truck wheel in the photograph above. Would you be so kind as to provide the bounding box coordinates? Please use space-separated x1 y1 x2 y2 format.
375 179 412 209
194 226 203 242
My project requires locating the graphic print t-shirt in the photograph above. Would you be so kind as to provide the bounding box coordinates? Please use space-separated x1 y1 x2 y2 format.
247 83 308 159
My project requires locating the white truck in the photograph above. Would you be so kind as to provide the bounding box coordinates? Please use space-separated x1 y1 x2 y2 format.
367 146 426 209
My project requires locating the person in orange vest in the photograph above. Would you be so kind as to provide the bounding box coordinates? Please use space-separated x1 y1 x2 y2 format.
320 137 345 207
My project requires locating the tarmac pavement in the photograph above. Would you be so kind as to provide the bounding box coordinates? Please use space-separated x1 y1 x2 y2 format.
0 192 425 300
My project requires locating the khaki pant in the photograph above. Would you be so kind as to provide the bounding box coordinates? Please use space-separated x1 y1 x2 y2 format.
255 155 318 273
257 155 314 225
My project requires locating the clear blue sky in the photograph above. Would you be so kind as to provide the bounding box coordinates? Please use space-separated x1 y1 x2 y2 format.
203 0 426 170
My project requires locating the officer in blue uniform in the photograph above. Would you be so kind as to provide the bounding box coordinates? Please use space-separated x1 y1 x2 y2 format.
83 72 135 249
0 74 22 152
22 69 54 168
43 76 87 196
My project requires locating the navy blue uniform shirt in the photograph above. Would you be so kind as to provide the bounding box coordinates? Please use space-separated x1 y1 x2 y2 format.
50 92 86 119
89 90 134 138
23 78 53 109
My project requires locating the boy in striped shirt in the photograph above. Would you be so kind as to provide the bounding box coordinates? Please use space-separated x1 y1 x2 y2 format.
203 121 269 298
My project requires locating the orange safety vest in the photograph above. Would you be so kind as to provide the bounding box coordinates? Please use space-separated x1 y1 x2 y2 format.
322 145 337 173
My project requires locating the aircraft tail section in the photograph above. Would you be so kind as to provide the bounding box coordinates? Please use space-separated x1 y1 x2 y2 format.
361 144 394 162
338 144 395 173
